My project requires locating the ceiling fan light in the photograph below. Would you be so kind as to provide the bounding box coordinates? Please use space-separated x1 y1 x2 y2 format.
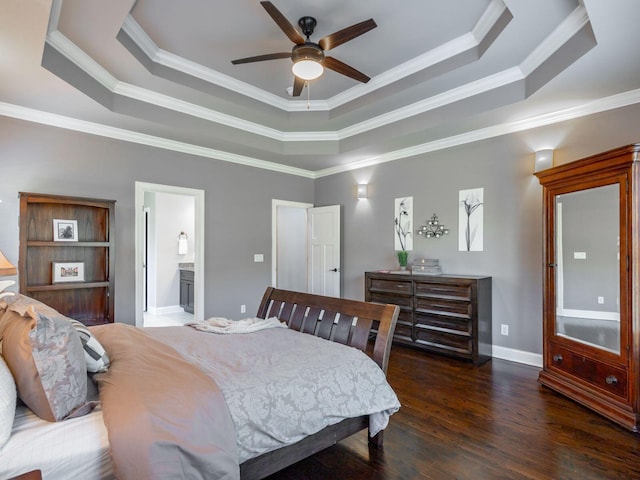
292 59 324 81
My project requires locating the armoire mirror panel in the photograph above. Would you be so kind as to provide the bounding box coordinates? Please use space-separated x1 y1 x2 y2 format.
554 184 620 354
536 144 640 432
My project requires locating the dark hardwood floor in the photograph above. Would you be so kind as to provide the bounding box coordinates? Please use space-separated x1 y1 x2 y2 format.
268 345 640 480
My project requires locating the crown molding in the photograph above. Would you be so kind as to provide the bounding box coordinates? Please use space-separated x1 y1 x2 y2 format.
338 67 524 139
44 2 589 147
314 88 640 177
46 30 118 90
3 89 640 181
520 5 590 76
472 0 510 41
120 15 305 111
0 102 315 178
46 29 526 144
34 0 626 179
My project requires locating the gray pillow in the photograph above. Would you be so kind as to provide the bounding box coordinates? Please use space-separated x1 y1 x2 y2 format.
1 294 110 373
0 307 96 422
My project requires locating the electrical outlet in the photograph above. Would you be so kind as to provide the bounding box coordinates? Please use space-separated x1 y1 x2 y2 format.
501 324 509 336
240 304 246 314
597 296 604 304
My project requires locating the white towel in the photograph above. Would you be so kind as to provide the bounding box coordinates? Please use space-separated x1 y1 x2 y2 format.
178 238 188 255
187 316 286 334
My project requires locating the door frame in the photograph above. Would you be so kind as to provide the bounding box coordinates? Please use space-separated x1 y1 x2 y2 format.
271 199 313 288
135 182 205 327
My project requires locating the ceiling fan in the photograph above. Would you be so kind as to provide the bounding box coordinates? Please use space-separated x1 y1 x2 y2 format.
231 1 377 96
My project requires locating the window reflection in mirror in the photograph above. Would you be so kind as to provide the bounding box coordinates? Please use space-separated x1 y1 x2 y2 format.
554 184 620 354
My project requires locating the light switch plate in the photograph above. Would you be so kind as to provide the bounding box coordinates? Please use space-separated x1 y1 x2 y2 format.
573 251 587 259
254 254 264 263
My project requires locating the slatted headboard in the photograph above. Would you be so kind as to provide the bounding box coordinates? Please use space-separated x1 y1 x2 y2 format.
256 287 399 373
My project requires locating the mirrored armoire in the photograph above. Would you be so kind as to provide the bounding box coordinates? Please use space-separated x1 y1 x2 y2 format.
536 144 640 432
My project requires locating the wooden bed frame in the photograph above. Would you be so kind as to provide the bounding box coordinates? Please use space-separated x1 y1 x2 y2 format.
240 287 399 480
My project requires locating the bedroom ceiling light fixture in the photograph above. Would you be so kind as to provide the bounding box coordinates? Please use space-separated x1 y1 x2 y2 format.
0 249 17 299
534 149 554 172
356 183 368 199
417 214 449 238
291 59 323 80
231 3 375 97
291 46 324 80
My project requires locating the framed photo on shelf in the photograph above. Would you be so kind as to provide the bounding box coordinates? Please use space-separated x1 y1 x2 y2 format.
53 219 78 242
52 262 85 283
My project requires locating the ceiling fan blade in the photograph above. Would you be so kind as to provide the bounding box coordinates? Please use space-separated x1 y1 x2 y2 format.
318 19 377 51
231 52 291 64
323 56 370 83
260 1 305 45
292 76 304 97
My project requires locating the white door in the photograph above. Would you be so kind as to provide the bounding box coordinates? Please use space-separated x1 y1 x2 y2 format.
307 205 341 297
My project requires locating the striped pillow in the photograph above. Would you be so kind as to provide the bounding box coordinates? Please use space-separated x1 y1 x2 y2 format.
69 319 110 373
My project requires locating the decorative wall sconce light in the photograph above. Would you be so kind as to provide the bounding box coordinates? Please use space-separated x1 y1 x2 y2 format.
417 214 449 238
356 183 368 199
0 249 17 299
178 232 188 255
534 149 554 172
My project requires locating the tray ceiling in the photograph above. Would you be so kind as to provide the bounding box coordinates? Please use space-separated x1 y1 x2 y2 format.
2 0 640 177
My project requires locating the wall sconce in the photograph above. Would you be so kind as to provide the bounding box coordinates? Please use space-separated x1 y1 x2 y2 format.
417 214 449 238
534 149 554 172
178 232 188 255
0 249 17 299
356 183 368 199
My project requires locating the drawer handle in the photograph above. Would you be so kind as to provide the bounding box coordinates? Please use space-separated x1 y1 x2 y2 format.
605 375 618 385
552 354 563 363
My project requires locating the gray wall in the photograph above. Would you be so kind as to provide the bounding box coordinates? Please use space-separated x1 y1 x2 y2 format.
315 137 544 354
0 116 313 323
315 103 640 355
1 102 640 356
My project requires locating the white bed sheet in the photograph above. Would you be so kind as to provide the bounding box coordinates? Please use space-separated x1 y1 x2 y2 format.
0 404 112 480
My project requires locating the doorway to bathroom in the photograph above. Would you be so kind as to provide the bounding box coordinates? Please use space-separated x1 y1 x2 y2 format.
134 182 205 327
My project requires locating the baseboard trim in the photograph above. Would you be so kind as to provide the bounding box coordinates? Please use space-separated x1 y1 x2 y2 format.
492 345 543 367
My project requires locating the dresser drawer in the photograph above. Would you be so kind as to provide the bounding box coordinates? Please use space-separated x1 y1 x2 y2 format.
394 322 413 342
549 344 628 401
414 326 472 354
415 296 471 318
415 311 471 334
369 278 413 294
368 291 413 309
414 281 472 300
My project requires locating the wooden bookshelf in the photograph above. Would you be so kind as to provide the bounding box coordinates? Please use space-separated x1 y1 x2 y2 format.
18 192 116 326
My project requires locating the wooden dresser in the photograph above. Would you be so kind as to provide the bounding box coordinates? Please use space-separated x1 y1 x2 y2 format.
365 271 492 365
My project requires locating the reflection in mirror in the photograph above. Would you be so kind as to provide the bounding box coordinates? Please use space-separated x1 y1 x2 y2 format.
554 184 620 354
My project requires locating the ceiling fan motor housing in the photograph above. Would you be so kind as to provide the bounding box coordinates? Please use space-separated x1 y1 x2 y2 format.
298 16 317 38
291 42 325 64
